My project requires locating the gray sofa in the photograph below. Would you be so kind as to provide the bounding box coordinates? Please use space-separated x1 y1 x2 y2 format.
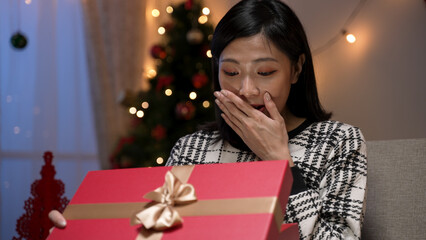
362 138 426 240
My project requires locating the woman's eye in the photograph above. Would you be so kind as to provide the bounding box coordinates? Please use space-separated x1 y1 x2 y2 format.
223 70 239 76
258 70 277 76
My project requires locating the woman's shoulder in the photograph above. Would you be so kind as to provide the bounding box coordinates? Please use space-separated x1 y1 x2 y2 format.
175 129 221 144
308 120 364 141
309 120 363 134
296 120 365 144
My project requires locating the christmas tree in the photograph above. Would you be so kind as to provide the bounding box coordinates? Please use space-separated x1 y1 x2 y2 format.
110 0 215 168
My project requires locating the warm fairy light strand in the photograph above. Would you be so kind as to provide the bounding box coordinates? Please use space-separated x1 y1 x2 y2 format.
158 27 166 35
166 6 173 14
312 0 367 55
206 50 212 58
203 101 210 108
202 7 210 15
198 15 208 24
346 33 356 43
151 9 160 17
142 102 149 109
136 110 144 118
156 157 164 164
189 92 197 100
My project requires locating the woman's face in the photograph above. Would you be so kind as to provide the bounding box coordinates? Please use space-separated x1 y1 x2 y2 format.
218 34 302 117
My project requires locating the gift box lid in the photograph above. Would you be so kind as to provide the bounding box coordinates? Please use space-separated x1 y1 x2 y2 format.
49 160 297 240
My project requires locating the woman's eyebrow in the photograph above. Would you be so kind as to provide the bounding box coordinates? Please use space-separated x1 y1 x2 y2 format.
253 57 278 63
220 57 278 64
220 58 239 64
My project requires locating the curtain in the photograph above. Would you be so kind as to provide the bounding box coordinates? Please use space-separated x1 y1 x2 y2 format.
80 0 147 170
0 0 99 239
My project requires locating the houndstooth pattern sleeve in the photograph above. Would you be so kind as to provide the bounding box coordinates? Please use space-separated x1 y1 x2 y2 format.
165 130 224 166
166 132 194 166
284 122 367 240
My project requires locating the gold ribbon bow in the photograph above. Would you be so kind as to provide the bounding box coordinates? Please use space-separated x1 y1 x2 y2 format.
132 171 197 231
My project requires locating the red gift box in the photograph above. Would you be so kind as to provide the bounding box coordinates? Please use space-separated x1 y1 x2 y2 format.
48 160 299 239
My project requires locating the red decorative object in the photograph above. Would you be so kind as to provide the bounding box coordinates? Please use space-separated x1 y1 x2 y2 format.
156 75 175 91
185 0 193 10
151 124 167 141
150 45 166 59
176 101 196 120
13 151 69 240
192 73 209 88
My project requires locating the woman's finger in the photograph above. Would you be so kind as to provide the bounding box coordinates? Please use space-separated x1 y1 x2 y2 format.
48 210 67 228
215 93 245 126
221 90 256 118
264 92 282 121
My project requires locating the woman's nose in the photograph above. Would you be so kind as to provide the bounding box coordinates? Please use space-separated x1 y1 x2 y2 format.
238 76 259 97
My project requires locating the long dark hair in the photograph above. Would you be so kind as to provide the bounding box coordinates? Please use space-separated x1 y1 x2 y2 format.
203 0 331 150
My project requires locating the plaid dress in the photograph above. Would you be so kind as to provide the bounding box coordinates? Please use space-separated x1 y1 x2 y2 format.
166 120 367 240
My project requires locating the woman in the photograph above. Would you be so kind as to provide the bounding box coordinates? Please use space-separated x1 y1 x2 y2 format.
51 0 367 239
166 0 367 239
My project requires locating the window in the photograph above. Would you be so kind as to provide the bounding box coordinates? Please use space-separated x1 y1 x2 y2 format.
0 0 99 239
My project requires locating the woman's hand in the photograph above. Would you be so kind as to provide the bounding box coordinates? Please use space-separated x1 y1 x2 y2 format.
214 90 294 166
48 210 67 233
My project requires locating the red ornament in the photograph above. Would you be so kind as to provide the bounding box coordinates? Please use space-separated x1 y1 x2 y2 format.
156 75 174 91
151 124 167 141
176 101 196 120
13 152 69 240
185 0 193 10
150 45 166 59
192 73 209 88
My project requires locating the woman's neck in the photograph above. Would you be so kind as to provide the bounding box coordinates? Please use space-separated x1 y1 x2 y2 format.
283 111 306 132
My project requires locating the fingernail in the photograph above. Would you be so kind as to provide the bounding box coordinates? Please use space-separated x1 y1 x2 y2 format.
265 92 271 101
60 220 67 227
213 91 220 97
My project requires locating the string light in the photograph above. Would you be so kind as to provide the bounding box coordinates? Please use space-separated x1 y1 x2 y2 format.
202 7 210 15
158 27 166 35
189 92 197 100
166 6 173 14
136 110 145 118
346 33 356 43
129 107 137 114
147 69 157 78
156 157 164 164
198 15 208 24
25 0 31 4
206 50 212 58
312 0 367 55
141 102 149 109
165 89 173 96
203 101 210 108
151 9 160 17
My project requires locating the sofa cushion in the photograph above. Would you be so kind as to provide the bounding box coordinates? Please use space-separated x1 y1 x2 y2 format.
362 138 426 239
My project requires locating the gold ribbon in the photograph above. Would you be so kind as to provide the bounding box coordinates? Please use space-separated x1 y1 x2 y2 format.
131 170 197 230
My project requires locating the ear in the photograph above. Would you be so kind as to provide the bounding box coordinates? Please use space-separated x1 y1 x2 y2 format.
291 54 305 84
